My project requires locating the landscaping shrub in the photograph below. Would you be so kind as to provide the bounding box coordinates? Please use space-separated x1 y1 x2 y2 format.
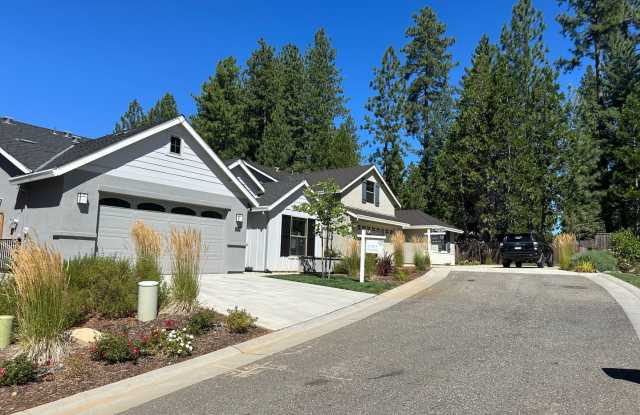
411 236 430 271
393 269 409 282
186 308 219 335
91 332 140 364
167 227 202 313
553 233 577 270
162 328 194 357
226 307 257 333
334 241 375 279
11 241 67 364
131 220 163 280
611 229 640 273
575 261 596 273
0 354 36 386
65 255 138 320
376 253 394 276
391 231 405 267
571 250 617 272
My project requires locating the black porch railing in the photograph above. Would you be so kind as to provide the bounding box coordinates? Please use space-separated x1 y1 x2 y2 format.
0 239 20 272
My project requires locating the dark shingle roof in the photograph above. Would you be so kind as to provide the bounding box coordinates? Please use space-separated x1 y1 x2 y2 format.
395 209 460 229
0 119 87 171
345 207 406 224
0 117 177 173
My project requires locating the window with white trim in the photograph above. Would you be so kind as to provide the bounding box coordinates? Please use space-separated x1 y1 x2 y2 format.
365 181 375 203
280 215 316 257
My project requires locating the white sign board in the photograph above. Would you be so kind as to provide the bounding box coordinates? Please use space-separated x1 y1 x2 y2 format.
365 239 383 255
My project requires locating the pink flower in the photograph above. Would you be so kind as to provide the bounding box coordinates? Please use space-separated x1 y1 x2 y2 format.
0 367 5 378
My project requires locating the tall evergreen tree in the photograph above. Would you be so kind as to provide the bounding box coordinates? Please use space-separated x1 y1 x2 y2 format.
364 46 408 194
244 39 282 160
297 29 347 171
257 104 293 169
401 6 456 211
327 116 360 169
147 93 179 125
114 99 146 133
400 163 429 210
191 57 248 160
277 44 306 161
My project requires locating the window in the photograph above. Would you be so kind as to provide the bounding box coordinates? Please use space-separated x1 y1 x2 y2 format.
99 198 130 208
365 181 375 203
137 202 165 212
280 215 315 257
170 136 181 155
171 207 196 216
201 210 223 219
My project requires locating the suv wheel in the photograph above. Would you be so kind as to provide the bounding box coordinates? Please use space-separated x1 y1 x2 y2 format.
537 253 545 268
502 260 511 268
515 262 522 268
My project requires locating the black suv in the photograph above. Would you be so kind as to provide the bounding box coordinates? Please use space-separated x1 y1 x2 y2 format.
500 233 551 268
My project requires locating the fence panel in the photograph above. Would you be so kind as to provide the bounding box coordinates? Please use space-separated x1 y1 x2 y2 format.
0 239 20 271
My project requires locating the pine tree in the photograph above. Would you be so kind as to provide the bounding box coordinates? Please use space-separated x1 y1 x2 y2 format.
278 44 306 164
257 104 293 169
400 163 428 210
114 99 146 133
191 57 248 160
364 47 409 195
327 116 360 169
147 93 179 125
244 39 282 160
401 7 456 174
297 29 347 171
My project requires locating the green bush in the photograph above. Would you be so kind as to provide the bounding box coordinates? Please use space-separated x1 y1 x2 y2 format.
334 252 375 279
0 354 36 386
226 307 257 333
186 308 218 335
575 260 596 273
65 255 139 320
571 250 617 272
393 269 409 282
91 333 139 364
414 250 430 271
611 229 640 272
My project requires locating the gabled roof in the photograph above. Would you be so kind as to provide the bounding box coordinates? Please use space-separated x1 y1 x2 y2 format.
0 118 88 173
1 116 259 207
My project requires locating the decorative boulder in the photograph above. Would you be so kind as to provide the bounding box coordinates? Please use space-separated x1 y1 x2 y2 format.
70 328 102 346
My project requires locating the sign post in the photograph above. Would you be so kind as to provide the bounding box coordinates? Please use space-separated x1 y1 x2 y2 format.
357 230 386 283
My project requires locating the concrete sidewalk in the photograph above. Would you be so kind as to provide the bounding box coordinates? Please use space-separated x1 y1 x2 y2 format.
198 273 374 330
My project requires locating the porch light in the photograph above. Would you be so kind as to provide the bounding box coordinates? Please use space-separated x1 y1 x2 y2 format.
76 192 89 205
235 213 244 224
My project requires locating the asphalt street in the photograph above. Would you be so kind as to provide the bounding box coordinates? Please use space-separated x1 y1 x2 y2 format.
124 271 640 414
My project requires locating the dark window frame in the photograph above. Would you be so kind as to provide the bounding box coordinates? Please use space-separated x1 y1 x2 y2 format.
99 198 131 208
170 136 181 155
201 210 223 219
171 206 196 216
365 181 375 203
280 215 315 257
137 202 166 212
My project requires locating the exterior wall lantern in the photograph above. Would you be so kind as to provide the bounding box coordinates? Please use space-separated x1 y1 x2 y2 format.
235 213 244 224
76 192 89 205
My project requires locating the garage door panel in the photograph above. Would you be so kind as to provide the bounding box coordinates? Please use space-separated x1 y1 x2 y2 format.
97 205 226 274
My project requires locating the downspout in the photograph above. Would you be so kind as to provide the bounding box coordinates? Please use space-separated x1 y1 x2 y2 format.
263 212 269 272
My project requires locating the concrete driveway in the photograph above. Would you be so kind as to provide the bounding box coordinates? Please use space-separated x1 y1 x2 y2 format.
198 273 374 330
131 269 640 414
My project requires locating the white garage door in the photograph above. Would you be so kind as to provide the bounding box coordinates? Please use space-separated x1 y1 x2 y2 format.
97 205 226 274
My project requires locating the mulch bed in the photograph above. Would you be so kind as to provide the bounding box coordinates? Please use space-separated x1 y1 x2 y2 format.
371 266 429 285
0 311 268 415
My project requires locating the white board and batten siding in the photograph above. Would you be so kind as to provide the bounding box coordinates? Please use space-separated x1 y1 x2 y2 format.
87 127 234 197
246 194 322 272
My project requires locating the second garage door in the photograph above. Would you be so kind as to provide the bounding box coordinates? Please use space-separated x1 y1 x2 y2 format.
97 205 226 274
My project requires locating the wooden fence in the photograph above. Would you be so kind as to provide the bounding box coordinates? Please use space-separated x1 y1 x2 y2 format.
577 233 611 252
0 239 20 271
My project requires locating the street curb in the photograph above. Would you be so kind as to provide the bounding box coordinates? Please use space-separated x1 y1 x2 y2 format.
16 268 450 415
584 273 640 342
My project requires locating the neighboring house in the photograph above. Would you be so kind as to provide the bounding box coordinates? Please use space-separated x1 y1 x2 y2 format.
0 116 256 273
225 160 462 272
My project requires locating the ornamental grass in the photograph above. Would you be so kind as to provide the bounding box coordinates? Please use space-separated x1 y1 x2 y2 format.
167 227 202 314
411 235 430 271
131 220 163 280
553 233 577 271
391 231 405 268
11 240 67 364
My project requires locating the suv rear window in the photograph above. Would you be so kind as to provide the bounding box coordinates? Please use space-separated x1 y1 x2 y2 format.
504 234 533 242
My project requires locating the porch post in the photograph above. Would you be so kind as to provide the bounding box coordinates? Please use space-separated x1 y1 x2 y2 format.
426 228 431 253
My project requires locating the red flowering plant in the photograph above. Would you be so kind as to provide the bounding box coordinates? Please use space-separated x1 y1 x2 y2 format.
162 319 178 330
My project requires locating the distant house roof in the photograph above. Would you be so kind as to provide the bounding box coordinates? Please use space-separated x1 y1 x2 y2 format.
396 209 462 232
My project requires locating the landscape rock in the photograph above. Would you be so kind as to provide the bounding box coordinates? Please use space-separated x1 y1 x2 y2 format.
70 328 102 346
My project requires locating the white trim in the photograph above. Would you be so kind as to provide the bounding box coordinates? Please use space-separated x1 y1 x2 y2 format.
346 210 408 227
0 147 31 173
250 180 309 212
7 116 260 207
244 162 279 182
404 224 464 234
342 165 402 208
230 160 265 193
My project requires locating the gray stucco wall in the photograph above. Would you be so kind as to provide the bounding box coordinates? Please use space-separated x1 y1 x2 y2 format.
9 126 250 272
0 157 23 237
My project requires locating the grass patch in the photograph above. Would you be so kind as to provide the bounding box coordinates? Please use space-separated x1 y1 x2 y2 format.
607 271 640 289
266 274 395 294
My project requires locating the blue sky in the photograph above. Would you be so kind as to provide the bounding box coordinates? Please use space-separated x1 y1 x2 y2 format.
1 1 581 161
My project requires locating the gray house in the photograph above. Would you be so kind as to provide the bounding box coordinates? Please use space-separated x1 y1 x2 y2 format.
0 116 257 273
